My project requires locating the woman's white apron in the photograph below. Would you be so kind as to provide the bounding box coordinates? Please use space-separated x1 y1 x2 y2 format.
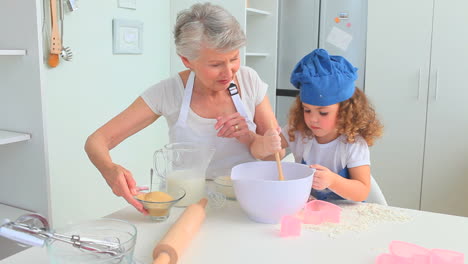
169 71 256 178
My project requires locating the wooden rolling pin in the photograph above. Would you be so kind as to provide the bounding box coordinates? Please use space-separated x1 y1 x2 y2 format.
152 198 207 264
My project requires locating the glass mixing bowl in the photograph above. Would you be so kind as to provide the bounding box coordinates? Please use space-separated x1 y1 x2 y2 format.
134 187 186 222
46 218 137 264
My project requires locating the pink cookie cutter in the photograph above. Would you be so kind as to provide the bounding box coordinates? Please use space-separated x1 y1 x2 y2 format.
279 215 301 237
302 200 342 224
376 241 464 264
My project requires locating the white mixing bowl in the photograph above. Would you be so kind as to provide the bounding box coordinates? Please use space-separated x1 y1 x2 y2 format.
231 161 315 224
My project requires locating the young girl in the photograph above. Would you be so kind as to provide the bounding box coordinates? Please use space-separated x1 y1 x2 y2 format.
250 49 383 202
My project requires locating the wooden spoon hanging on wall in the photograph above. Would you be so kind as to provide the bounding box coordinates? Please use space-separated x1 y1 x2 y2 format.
48 0 62 67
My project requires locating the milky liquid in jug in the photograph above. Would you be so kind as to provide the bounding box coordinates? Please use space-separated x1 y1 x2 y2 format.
153 142 215 207
167 170 205 207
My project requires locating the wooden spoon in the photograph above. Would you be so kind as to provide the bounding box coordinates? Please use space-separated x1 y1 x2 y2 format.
270 121 285 181
48 0 61 67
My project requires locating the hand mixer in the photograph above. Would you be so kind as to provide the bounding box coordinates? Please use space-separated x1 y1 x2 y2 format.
0 213 123 257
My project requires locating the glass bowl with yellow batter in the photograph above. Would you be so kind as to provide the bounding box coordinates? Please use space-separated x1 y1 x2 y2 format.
134 187 185 222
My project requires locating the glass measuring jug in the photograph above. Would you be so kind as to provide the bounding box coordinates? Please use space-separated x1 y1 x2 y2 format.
153 142 215 207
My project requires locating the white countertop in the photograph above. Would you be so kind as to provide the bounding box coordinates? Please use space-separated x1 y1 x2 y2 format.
1 201 467 264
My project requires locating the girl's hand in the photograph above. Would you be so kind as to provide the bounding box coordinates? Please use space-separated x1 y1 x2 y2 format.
262 127 282 156
215 112 252 144
101 163 148 215
310 164 337 190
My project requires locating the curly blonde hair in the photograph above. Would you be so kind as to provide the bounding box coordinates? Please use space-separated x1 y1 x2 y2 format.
287 88 383 146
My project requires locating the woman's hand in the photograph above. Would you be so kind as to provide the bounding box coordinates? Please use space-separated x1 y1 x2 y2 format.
262 127 282 156
248 126 282 160
215 112 252 144
310 164 338 190
101 163 148 215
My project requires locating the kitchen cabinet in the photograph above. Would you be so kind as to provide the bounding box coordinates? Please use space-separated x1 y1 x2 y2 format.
0 0 50 220
0 52 30 145
244 0 278 110
1 16 40 261
0 50 26 56
365 0 468 216
0 130 31 145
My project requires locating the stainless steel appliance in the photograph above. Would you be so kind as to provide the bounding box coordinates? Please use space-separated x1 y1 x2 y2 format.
276 0 368 127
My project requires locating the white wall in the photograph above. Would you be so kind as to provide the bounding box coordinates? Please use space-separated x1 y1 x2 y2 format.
1 0 172 228
43 1 172 227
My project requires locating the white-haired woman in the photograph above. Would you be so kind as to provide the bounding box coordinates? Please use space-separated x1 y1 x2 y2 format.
85 3 278 214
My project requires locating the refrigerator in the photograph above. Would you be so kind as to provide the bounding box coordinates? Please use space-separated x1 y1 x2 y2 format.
276 0 368 127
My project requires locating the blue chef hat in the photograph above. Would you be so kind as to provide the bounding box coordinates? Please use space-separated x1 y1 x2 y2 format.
290 49 358 106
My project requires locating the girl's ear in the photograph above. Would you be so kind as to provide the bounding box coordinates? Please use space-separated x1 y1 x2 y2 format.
180 55 192 69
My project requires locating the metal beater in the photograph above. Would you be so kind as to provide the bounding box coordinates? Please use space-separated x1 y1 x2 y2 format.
0 213 123 257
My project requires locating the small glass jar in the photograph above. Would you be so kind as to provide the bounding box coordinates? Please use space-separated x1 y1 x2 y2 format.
214 176 236 200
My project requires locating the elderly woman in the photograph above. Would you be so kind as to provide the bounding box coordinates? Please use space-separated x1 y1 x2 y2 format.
85 3 277 213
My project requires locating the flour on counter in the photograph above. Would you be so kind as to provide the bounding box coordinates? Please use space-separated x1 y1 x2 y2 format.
302 203 411 238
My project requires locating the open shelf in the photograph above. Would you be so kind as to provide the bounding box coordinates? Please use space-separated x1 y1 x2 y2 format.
0 130 31 145
246 8 271 15
244 1 278 111
0 50 26 56
0 203 32 219
246 52 269 57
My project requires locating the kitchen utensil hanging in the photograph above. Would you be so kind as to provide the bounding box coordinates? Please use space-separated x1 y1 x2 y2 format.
47 0 62 67
59 0 73 61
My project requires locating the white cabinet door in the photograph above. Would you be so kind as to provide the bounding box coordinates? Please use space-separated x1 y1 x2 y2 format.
365 0 434 209
421 0 468 216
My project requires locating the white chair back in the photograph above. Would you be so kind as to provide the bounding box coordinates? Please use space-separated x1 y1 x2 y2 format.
367 176 388 205
282 153 388 205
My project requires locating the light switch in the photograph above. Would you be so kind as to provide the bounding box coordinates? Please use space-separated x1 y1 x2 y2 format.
120 27 139 49
118 0 136 10
113 19 143 54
